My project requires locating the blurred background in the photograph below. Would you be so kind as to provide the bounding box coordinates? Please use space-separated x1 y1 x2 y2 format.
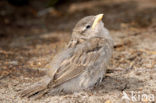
0 0 156 102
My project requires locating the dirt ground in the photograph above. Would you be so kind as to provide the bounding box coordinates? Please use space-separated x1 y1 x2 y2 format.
0 0 156 103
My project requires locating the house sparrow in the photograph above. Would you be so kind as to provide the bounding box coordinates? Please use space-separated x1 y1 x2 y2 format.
20 14 114 99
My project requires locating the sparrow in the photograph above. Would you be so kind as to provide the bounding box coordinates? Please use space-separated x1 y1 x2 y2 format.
19 14 114 99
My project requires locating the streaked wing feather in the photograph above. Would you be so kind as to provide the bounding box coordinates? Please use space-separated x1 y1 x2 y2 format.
50 37 105 88
53 65 85 87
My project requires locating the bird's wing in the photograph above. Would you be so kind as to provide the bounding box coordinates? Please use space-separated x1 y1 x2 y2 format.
50 37 106 88
19 37 106 99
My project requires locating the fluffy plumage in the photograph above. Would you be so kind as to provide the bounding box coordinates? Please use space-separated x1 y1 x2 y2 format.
19 14 113 99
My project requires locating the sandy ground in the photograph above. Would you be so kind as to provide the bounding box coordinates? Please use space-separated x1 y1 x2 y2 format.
0 0 156 103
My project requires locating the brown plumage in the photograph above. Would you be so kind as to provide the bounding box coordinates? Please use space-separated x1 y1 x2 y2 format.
19 14 113 99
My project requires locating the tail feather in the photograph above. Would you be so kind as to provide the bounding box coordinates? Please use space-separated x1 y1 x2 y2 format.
31 89 49 99
19 76 51 98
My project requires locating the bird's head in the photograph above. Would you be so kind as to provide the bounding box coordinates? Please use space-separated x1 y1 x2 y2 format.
72 14 109 40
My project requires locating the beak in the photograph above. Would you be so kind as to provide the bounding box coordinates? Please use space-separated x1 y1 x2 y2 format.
91 14 104 29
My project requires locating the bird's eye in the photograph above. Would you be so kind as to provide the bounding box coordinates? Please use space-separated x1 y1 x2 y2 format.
86 25 91 29
81 24 91 34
